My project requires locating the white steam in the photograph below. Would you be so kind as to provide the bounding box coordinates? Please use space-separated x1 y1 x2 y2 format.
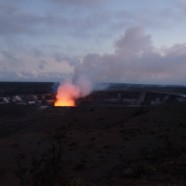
57 26 186 104
72 26 186 85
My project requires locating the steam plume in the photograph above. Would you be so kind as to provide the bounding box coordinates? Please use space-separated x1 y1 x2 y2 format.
55 76 92 106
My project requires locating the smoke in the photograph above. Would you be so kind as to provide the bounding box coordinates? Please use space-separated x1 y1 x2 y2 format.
56 26 186 106
74 75 93 97
55 76 93 106
72 26 154 84
55 79 80 106
71 26 186 85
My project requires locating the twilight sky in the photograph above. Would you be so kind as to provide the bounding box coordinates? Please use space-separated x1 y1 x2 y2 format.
1 0 186 84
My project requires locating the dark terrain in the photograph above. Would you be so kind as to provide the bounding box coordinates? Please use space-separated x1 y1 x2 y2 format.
0 103 186 186
0 82 186 186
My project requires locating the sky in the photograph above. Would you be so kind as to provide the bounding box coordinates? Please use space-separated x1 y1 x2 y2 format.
1 0 186 85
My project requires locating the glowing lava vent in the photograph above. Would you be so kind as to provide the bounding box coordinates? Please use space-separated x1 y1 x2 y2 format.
54 81 80 107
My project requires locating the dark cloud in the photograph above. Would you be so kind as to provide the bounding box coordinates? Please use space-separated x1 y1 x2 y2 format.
0 9 44 35
54 53 62 63
0 7 108 38
38 60 47 70
1 51 19 66
32 48 44 58
53 53 80 67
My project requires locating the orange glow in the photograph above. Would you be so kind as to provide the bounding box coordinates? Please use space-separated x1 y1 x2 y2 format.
54 81 80 107
54 97 75 107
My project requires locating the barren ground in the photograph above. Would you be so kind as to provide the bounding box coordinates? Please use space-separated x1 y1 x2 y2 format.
0 103 186 186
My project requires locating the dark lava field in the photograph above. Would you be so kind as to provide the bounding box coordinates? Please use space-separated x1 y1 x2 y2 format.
0 103 186 186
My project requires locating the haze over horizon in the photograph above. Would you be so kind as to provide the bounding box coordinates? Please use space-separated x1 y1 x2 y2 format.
1 0 186 85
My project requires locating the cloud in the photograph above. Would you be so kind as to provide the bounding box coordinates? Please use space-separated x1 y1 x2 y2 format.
49 0 104 6
0 71 68 82
1 25 186 85
1 51 19 65
0 0 186 85
0 6 108 38
38 60 47 70
0 8 44 35
73 26 186 85
115 27 153 55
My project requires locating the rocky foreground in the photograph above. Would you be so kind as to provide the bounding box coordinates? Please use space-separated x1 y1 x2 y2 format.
0 103 186 186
